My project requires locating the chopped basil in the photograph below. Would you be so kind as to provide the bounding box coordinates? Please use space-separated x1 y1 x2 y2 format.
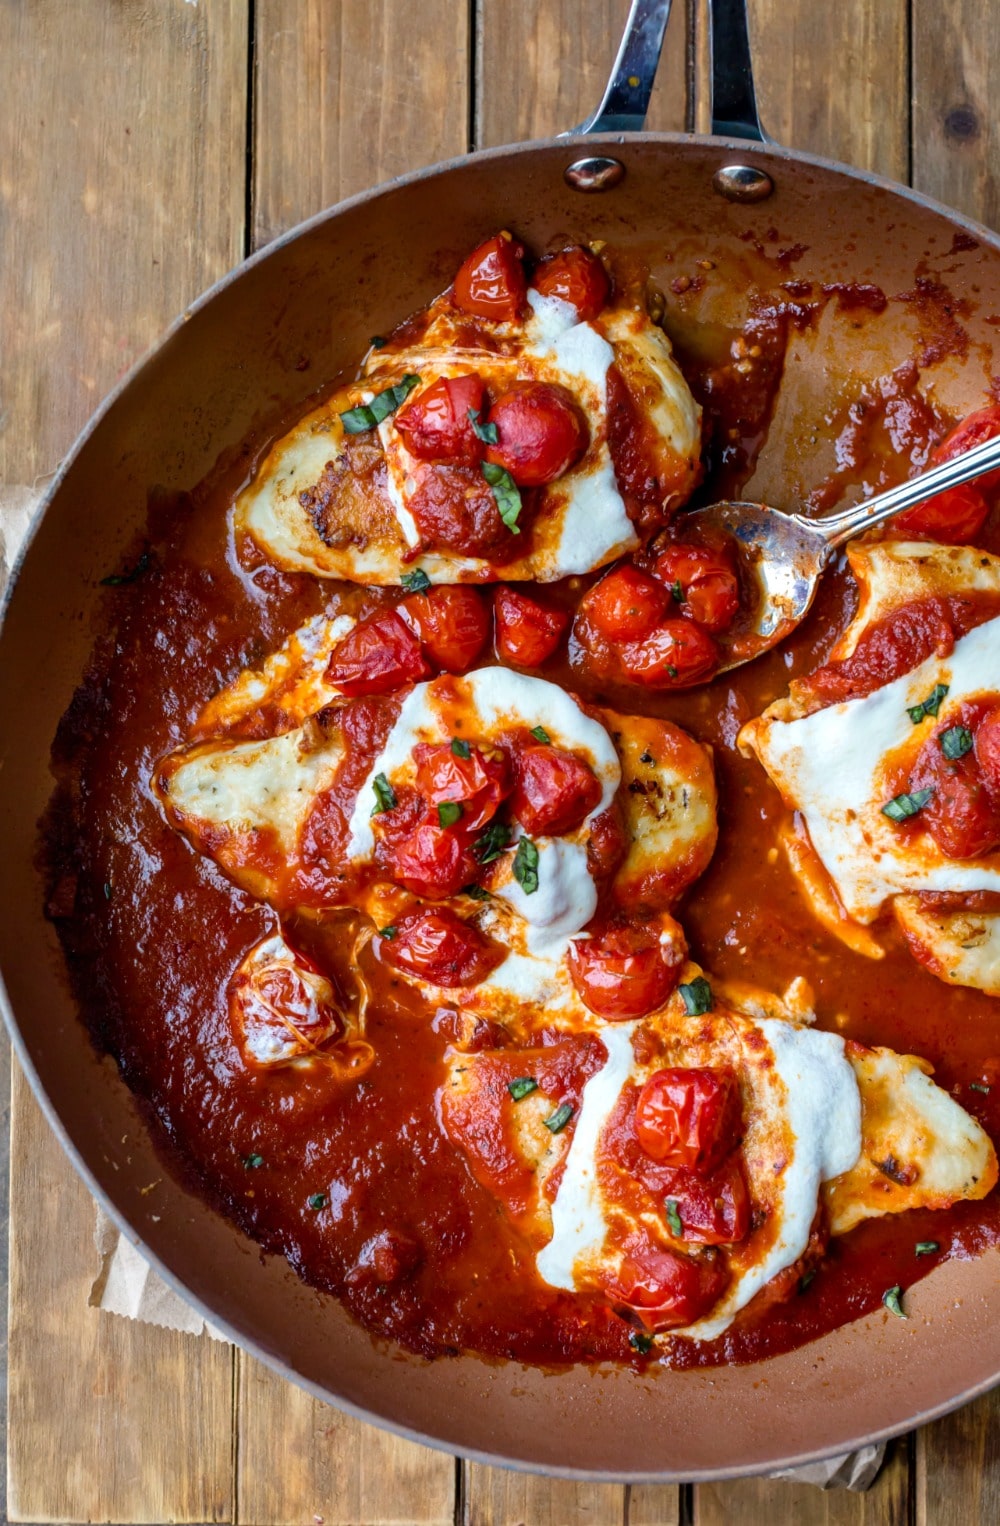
468 406 499 445
340 374 420 434
371 772 397 815
512 837 540 894
438 800 463 828
881 787 934 822
530 725 551 744
970 1081 991 1094
679 976 713 1016
369 335 388 349
307 1193 327 1211
628 1330 654 1355
462 883 490 901
940 724 974 760
102 882 113 902
666 664 679 679
908 683 949 724
670 580 684 603
543 1102 574 1134
507 1077 538 1101
915 1240 940 1257
665 1199 683 1237
243 1153 264 1170
799 1269 816 1294
482 461 522 533
401 567 432 594
474 820 512 864
378 925 397 940
101 548 150 586
451 737 471 759
882 1284 906 1319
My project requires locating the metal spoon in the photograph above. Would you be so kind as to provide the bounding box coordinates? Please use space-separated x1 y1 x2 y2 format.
681 432 1000 672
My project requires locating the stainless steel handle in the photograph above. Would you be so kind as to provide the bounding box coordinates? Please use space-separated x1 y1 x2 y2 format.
568 0 674 135
710 0 769 142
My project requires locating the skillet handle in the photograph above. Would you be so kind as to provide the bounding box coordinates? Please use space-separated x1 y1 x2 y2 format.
710 0 770 142
569 0 674 135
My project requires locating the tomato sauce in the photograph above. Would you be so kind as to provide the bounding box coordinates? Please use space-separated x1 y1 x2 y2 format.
41 285 1000 1372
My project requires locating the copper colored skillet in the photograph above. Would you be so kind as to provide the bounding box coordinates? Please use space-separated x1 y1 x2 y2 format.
2 0 1000 1482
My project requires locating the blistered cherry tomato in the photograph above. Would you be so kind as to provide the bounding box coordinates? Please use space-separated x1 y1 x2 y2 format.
908 724 1000 859
511 746 602 837
659 1158 750 1246
533 245 610 322
935 404 1000 492
326 609 431 697
486 383 588 486
453 232 527 322
568 923 684 1019
413 742 511 832
375 908 501 986
634 1067 743 1177
394 374 487 465
389 812 477 900
401 585 490 672
894 481 990 543
654 541 740 634
619 619 720 688
584 565 669 642
603 1232 729 1331
493 586 569 666
975 704 1000 797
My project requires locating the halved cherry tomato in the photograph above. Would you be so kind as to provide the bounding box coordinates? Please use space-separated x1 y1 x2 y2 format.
326 609 431 697
634 1067 743 1176
486 382 588 486
394 374 486 465
654 541 740 634
603 1232 729 1332
934 404 1000 492
493 585 569 666
894 481 990 543
511 745 602 837
568 923 684 1019
975 704 1000 797
533 245 610 322
401 585 490 672
413 742 511 832
619 619 720 688
907 718 1000 859
406 464 518 558
387 811 477 900
375 907 501 986
659 1158 750 1246
586 805 629 881
452 232 527 322
584 565 669 642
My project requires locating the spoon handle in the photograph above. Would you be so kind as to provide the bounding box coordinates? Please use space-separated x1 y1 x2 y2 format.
786 432 1000 551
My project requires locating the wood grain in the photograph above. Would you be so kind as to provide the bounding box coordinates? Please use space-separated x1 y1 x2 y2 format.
625 1483 682 1524
916 1391 1000 1524
693 1438 910 1525
2 0 246 1520
465 1465 627 1526
252 0 471 249
912 0 1000 229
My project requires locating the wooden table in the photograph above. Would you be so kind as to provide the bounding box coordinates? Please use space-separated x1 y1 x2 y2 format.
3 1 1000 1520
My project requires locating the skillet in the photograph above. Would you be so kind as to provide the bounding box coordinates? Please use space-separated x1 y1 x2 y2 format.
3 0 1000 1480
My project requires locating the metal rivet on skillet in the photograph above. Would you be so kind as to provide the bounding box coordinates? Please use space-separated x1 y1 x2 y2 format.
564 156 626 192
713 164 775 203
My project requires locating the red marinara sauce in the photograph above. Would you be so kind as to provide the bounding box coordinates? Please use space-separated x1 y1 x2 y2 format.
41 301 1000 1372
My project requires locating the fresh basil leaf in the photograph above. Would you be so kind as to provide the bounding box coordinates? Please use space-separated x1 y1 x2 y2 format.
679 976 713 1016
340 374 420 434
438 800 463 828
665 1199 683 1237
474 820 512 864
882 1284 906 1319
468 406 499 445
628 1330 654 1354
908 683 949 724
378 925 397 940
307 1193 327 1211
371 773 397 815
915 1240 940 1257
462 883 490 901
243 1153 264 1170
401 568 432 594
482 461 522 533
799 1269 816 1293
451 737 471 759
530 725 551 744
543 1102 574 1134
940 724 974 760
101 548 150 586
970 1081 991 1094
671 580 684 603
508 1077 538 1101
512 837 540 895
882 787 934 822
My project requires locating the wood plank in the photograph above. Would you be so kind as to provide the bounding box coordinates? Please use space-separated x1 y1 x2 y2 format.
465 1465 626 1526
2 0 247 1519
911 1 1000 227
252 0 471 249
626 1482 681 1524
916 1392 1000 1525
476 0 688 149
693 1437 910 1525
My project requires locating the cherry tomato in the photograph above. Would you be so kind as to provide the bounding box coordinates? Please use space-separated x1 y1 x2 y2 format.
452 232 527 322
493 585 569 666
654 541 741 634
658 1158 750 1246
634 1067 743 1176
603 1232 729 1332
413 742 511 832
975 704 1000 797
533 246 610 322
375 908 501 986
934 404 1000 492
326 609 431 697
586 805 629 881
406 463 520 557
584 565 669 642
486 383 588 486
511 745 602 837
568 923 684 1019
908 722 1000 859
401 584 490 672
894 481 990 543
394 374 487 465
387 811 477 900
619 619 720 688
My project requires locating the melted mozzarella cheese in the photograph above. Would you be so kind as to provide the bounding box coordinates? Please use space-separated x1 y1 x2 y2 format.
196 613 355 737
536 1023 638 1290
743 615 1000 920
